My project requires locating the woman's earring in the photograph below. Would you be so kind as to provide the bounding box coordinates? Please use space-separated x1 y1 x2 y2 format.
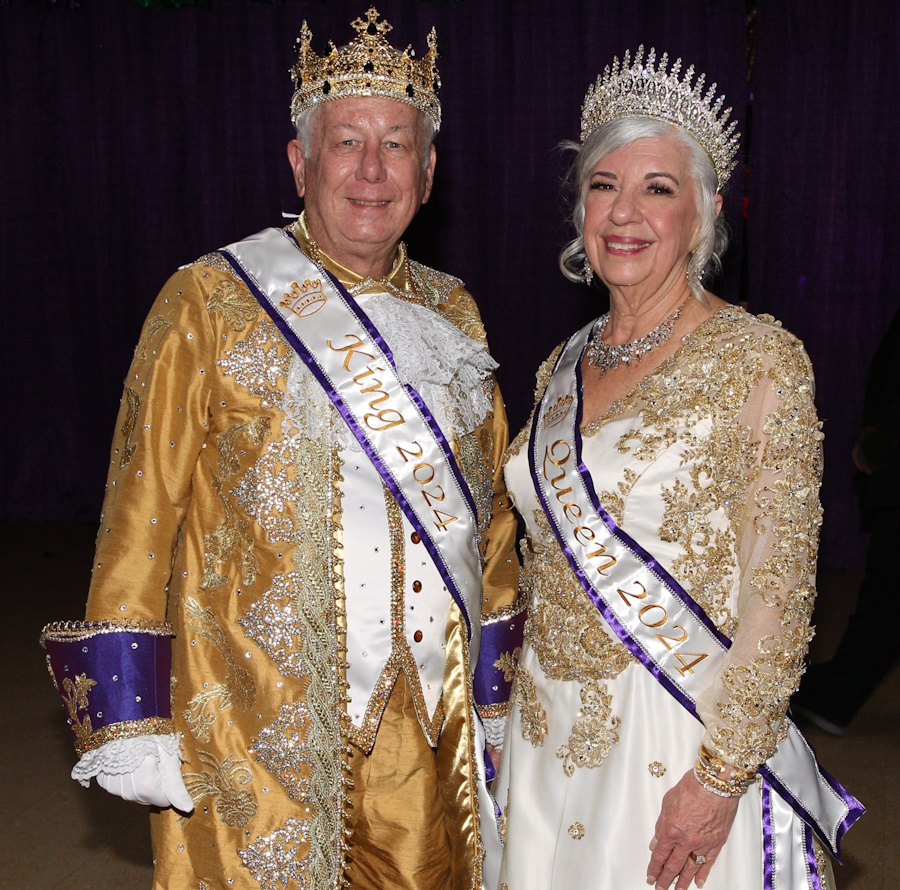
583 259 594 286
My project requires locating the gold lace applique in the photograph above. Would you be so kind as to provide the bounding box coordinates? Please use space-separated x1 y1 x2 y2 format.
182 750 258 828
201 417 272 590
494 650 518 682
118 388 141 468
206 278 261 332
524 510 631 684
435 289 487 342
61 673 97 748
597 468 640 527
217 416 271 478
512 661 547 747
133 315 171 362
183 596 256 740
556 680 621 776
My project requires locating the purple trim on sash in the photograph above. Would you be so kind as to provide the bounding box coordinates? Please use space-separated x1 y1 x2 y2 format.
220 242 475 639
473 613 525 707
528 330 863 862
762 782 775 890
805 823 824 890
44 631 172 737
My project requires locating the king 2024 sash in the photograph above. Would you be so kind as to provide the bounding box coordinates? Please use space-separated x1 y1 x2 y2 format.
220 227 483 655
530 322 863 890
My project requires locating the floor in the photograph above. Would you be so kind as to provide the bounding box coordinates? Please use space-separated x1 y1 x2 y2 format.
2 523 897 889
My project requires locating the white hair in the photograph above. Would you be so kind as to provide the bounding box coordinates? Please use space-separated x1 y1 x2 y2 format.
294 104 436 171
558 118 730 303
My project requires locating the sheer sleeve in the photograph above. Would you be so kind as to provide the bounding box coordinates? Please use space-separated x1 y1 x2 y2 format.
695 326 824 773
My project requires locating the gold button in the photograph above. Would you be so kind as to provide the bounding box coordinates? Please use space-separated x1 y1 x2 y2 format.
413 630 423 643
410 532 421 544
412 580 422 592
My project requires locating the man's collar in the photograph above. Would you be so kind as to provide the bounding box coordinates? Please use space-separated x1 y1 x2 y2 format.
294 212 410 295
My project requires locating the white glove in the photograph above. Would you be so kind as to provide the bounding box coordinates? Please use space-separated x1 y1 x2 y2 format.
73 733 194 812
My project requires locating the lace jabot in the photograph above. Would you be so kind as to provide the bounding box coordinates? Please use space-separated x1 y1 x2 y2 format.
282 289 497 452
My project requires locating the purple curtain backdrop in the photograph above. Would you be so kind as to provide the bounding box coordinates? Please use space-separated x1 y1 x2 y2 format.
1 0 897 575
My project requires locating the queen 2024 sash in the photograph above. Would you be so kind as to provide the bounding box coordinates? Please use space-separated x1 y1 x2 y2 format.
530 322 863 890
220 228 503 883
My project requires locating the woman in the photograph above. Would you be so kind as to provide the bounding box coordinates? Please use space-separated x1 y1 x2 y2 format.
494 48 860 890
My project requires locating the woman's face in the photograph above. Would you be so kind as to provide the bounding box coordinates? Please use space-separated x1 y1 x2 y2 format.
582 135 701 302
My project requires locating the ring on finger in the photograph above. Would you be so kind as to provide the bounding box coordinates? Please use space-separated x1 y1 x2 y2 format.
689 852 708 866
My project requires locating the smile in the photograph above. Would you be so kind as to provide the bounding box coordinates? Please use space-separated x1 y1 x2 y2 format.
605 240 650 252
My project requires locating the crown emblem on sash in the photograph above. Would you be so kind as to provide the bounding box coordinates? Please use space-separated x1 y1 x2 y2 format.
544 395 573 428
281 278 327 317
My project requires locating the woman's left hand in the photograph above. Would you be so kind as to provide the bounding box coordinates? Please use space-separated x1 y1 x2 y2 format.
646 768 739 889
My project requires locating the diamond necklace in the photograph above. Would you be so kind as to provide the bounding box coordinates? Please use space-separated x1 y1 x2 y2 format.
585 298 688 376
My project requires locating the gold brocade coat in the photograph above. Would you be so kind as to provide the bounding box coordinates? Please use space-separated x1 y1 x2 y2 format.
80 225 520 889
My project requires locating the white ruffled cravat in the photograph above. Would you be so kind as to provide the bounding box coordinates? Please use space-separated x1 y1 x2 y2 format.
281 289 497 449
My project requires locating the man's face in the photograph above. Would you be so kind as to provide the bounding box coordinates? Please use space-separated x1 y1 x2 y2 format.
287 97 436 276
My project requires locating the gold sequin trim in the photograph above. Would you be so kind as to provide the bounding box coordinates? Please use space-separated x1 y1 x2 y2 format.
76 716 176 758
40 619 173 644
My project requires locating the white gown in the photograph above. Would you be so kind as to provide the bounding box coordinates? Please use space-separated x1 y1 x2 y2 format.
494 307 834 889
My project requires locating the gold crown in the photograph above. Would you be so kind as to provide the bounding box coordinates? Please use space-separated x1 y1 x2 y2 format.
543 395 574 429
290 7 441 131
580 46 740 190
281 278 327 318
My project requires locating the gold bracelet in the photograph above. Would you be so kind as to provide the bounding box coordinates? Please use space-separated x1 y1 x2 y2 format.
698 745 757 785
694 747 756 797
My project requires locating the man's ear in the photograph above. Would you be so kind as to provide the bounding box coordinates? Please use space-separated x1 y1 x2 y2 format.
421 142 437 205
287 140 307 198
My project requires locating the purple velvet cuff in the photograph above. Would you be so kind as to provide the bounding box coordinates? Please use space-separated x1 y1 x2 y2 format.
473 607 527 711
40 621 175 757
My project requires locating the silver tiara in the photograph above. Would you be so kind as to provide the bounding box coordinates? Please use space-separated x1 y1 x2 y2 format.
581 46 740 189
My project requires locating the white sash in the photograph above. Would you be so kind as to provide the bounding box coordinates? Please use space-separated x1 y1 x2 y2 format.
529 322 862 886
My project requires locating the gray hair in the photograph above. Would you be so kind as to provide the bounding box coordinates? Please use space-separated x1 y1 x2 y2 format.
559 118 729 303
294 104 436 172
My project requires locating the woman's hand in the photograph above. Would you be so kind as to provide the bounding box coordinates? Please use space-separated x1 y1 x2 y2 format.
646 768 739 889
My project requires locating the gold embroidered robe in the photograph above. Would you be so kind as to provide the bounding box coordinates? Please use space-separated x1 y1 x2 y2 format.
77 224 520 889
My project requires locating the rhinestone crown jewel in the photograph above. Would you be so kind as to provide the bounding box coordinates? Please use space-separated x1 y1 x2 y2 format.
580 46 740 189
290 7 441 131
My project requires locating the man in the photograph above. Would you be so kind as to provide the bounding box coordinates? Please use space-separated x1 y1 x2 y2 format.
42 10 522 889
